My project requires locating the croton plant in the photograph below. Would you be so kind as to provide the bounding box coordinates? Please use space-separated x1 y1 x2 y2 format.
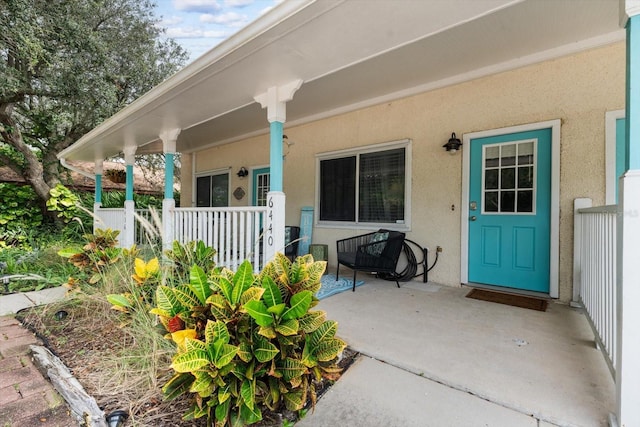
151 253 347 426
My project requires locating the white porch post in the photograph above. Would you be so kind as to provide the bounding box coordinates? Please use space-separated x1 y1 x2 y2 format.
160 129 181 251
255 80 302 262
122 146 137 248
615 2 640 426
93 160 104 233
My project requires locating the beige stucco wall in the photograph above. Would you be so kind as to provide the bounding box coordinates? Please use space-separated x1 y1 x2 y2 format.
190 42 625 302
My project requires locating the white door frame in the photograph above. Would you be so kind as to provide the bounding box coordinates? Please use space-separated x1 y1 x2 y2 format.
460 119 561 298
605 109 625 205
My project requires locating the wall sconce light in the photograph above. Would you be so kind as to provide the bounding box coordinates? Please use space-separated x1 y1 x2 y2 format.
443 132 462 154
237 167 248 178
283 134 295 159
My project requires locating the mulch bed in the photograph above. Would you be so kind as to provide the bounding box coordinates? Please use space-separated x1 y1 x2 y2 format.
16 297 358 426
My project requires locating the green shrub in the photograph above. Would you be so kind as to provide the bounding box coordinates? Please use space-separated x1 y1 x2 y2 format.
46 184 80 223
165 240 217 283
58 228 135 287
0 183 44 246
152 253 346 426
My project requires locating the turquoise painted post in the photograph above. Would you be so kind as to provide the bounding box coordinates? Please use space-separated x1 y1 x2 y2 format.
165 152 174 199
270 121 284 192
626 15 640 170
126 164 134 200
95 174 102 204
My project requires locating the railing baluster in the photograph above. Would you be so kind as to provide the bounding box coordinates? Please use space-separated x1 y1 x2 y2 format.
165 207 268 271
575 203 617 379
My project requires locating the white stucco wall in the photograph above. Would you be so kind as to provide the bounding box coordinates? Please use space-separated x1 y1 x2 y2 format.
191 42 625 302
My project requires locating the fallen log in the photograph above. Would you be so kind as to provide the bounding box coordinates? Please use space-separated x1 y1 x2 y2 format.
30 344 108 427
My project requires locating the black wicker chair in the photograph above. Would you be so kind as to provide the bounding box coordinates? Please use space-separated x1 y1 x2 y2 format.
336 229 406 291
284 226 300 261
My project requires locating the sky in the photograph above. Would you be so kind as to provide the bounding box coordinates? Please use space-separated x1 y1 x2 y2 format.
155 0 282 63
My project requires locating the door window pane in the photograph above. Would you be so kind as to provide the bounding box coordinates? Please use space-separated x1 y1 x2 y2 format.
518 166 534 189
482 140 536 214
485 169 498 190
485 146 500 167
255 173 270 207
485 191 499 212
501 168 515 190
517 191 533 212
501 144 516 166
501 191 515 212
518 142 534 165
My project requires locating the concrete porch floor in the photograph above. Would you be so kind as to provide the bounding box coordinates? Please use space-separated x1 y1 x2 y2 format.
298 277 614 427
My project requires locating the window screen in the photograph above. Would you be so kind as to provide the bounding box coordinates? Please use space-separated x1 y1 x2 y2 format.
319 145 407 224
196 173 229 207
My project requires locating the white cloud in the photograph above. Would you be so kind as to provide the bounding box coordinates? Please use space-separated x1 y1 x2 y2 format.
224 0 253 7
166 27 229 39
200 11 249 27
159 15 184 26
173 0 221 14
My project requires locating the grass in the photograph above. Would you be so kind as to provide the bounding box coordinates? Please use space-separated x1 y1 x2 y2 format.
1 241 79 294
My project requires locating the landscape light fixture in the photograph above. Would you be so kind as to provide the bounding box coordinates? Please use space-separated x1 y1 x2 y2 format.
105 410 129 427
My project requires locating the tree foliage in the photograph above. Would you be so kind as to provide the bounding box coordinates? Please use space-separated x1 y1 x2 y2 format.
0 0 187 219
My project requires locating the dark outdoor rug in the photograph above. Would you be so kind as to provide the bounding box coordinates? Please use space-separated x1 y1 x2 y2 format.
466 288 548 312
316 275 364 300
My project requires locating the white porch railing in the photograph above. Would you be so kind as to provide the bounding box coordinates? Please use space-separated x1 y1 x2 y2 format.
573 199 617 378
172 207 268 272
93 208 125 236
134 208 159 246
95 207 267 272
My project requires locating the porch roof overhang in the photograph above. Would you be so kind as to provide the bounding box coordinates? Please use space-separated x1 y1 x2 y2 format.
58 0 624 163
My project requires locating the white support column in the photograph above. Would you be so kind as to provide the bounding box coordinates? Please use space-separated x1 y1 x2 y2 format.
93 160 104 233
160 129 181 251
255 80 302 262
122 146 137 248
616 172 640 427
615 3 640 426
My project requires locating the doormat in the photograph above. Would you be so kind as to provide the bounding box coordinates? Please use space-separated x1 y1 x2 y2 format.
466 288 548 312
316 276 364 300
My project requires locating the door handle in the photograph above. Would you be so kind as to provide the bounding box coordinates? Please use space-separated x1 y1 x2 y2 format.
470 216 477 221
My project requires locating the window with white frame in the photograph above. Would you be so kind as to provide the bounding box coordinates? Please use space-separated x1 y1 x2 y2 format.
196 172 229 207
317 140 409 226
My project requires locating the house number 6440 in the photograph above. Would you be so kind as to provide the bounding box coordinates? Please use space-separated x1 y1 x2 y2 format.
267 196 274 246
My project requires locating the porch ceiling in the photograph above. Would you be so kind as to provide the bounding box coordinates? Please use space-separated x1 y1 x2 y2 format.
59 0 623 162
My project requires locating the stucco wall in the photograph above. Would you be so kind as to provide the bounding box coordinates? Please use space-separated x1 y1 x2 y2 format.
191 42 625 302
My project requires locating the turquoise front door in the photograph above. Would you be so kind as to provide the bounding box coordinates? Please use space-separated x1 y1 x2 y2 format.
252 167 270 207
468 128 552 293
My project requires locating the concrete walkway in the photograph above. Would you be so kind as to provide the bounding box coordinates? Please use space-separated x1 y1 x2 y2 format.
298 278 615 427
0 286 67 317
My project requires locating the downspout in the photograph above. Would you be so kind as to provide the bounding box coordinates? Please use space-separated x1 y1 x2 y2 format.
59 157 95 180
60 157 103 233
